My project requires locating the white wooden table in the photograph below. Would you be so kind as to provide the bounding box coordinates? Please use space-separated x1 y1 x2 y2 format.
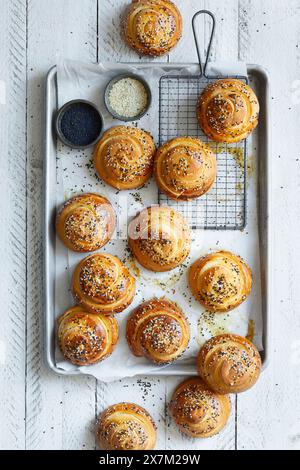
0 0 300 450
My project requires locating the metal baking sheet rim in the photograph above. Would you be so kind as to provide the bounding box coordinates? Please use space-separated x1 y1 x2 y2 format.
44 63 272 378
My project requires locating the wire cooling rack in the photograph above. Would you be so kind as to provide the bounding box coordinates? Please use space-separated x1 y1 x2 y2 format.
157 10 248 231
158 74 247 231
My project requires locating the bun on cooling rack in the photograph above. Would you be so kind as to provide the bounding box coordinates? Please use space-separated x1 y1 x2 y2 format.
197 79 259 143
123 0 182 57
96 402 157 450
128 205 191 272
94 126 156 190
58 306 119 366
197 334 262 394
126 298 190 364
56 193 116 253
169 378 231 438
154 137 217 200
72 253 136 315
189 251 252 312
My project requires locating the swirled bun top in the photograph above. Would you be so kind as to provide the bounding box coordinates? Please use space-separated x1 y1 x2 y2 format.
189 251 252 312
123 0 182 57
197 334 262 394
170 378 231 438
126 298 190 364
72 253 136 315
57 306 119 366
96 402 157 450
128 206 191 272
197 79 259 143
56 193 116 253
94 126 156 190
154 137 217 200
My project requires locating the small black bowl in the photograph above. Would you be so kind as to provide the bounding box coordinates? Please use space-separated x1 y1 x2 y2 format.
104 73 152 122
55 99 104 149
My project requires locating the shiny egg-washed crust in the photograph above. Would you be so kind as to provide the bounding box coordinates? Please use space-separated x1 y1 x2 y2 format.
128 206 191 272
189 251 252 312
57 306 119 366
197 79 260 143
169 378 231 438
72 253 136 315
154 137 217 200
197 334 262 394
96 402 157 450
56 193 116 253
123 0 182 57
126 298 190 364
94 126 156 190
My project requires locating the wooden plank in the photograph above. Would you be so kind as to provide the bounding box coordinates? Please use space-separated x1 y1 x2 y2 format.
169 0 239 63
98 0 138 62
96 0 242 450
96 377 168 449
165 376 236 451
167 0 239 450
97 0 167 63
237 0 300 449
2 0 297 450
0 0 27 450
96 0 169 450
26 0 98 450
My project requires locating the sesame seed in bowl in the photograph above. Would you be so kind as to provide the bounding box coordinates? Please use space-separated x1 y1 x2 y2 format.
104 73 152 121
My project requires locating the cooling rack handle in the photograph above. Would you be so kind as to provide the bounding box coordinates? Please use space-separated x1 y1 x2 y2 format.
192 10 216 77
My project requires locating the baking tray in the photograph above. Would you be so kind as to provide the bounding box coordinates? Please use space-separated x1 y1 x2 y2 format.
44 62 271 376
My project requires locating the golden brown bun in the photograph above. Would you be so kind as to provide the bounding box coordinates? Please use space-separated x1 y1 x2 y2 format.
128 206 191 272
154 137 217 200
56 193 116 253
96 402 157 450
197 79 260 143
94 126 156 190
197 334 262 394
72 253 136 315
189 251 252 312
123 0 182 57
57 306 119 366
126 298 190 364
170 378 231 438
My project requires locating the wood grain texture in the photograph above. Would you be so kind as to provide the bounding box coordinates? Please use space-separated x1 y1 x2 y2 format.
98 0 137 62
0 0 27 450
237 0 300 450
97 0 238 451
95 377 168 449
97 0 168 63
96 0 169 450
165 377 237 450
169 0 239 63
0 0 299 450
26 0 98 450
167 0 239 450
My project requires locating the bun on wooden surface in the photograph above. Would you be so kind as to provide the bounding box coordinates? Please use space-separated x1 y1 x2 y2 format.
123 0 182 57
96 402 157 450
170 378 231 438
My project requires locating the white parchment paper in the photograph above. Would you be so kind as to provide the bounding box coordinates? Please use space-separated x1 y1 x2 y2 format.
54 59 262 381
